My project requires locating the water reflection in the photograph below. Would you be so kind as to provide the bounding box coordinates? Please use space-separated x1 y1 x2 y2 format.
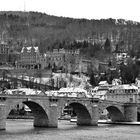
1 119 140 140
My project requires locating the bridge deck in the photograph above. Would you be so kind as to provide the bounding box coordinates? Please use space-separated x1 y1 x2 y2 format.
0 94 137 106
0 94 100 101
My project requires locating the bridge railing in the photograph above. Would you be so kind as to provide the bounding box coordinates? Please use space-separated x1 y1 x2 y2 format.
0 90 101 101
0 94 100 102
0 88 94 98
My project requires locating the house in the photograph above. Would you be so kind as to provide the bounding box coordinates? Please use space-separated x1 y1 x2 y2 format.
93 85 109 100
45 48 80 72
17 45 41 69
0 41 9 64
113 45 128 64
107 84 138 103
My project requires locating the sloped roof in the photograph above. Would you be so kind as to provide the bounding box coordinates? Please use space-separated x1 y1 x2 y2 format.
99 81 108 85
110 84 138 90
59 87 87 93
21 46 39 53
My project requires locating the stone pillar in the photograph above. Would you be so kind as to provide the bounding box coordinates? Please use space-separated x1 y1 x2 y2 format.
124 103 137 122
48 103 58 128
33 115 49 127
76 104 99 126
34 103 58 128
90 105 99 126
77 116 91 126
0 104 6 130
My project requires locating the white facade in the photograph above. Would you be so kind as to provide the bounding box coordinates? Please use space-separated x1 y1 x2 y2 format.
107 84 138 103
92 84 139 103
93 85 109 100
135 78 140 93
116 52 127 61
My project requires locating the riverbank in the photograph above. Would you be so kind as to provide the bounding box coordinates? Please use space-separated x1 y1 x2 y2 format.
98 120 140 125
70 119 140 125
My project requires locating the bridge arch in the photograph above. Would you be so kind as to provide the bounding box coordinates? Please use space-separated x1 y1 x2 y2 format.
137 111 140 121
105 106 125 122
68 102 92 125
7 100 49 127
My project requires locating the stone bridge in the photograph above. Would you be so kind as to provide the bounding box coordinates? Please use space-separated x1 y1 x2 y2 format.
0 95 138 130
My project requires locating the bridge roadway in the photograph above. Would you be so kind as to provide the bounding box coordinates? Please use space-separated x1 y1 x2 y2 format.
0 94 138 130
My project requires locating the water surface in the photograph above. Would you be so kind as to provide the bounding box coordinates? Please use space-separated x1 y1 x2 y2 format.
0 119 140 140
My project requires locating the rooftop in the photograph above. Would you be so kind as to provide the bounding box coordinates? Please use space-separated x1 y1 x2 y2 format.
21 46 39 53
110 84 138 90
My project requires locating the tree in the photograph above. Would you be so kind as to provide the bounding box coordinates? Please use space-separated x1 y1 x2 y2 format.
69 74 73 83
89 72 97 86
35 70 42 84
120 63 139 84
136 46 140 58
2 70 10 81
129 48 136 58
104 38 111 53
52 63 57 72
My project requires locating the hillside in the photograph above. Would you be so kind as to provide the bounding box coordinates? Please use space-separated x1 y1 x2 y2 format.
0 11 140 55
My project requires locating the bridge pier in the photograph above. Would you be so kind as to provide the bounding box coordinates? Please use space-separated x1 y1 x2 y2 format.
0 104 6 130
33 115 49 127
90 105 99 126
47 103 58 128
34 103 58 128
77 104 99 126
124 103 137 122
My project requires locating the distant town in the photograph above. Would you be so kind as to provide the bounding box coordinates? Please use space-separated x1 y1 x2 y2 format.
1 5 140 140
0 12 140 123
0 30 140 119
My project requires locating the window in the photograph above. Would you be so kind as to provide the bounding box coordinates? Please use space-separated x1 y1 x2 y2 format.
129 98 133 102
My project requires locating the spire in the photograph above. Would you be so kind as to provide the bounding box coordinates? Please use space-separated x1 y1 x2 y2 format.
24 0 26 12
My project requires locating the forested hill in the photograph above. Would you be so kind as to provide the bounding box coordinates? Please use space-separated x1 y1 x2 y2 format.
0 11 140 54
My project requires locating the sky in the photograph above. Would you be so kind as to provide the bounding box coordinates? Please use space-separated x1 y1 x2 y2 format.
0 0 140 22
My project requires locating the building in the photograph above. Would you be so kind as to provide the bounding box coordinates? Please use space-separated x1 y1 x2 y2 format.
17 46 80 72
39 54 47 69
17 45 41 69
78 58 92 74
93 82 111 100
107 84 138 103
92 83 138 103
45 48 80 72
9 50 20 66
0 41 9 64
135 76 140 93
45 48 66 69
113 45 128 65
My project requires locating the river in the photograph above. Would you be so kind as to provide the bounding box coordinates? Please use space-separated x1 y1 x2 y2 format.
0 119 140 140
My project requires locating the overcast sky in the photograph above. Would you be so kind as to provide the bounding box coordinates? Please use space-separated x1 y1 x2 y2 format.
0 0 140 22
